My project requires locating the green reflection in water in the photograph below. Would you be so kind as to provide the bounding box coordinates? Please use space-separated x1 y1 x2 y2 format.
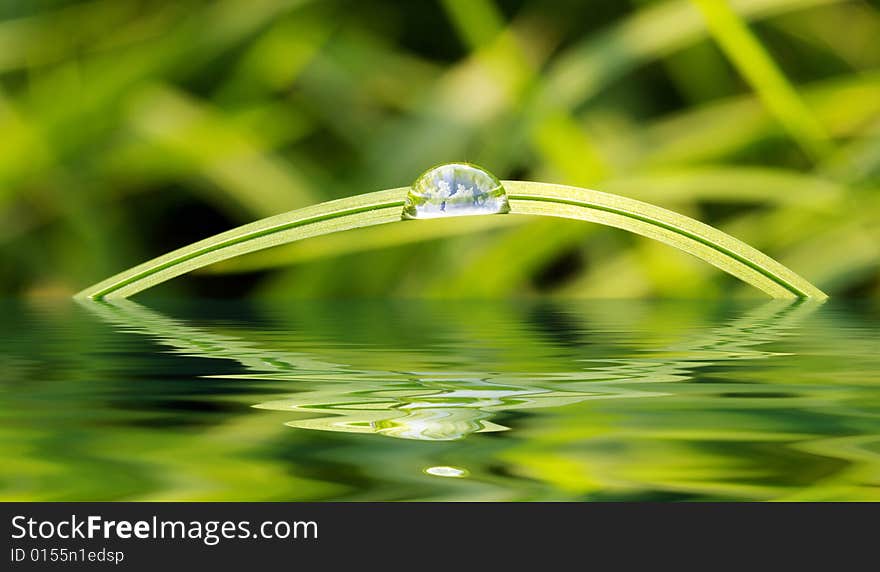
4 299 878 501
83 299 816 442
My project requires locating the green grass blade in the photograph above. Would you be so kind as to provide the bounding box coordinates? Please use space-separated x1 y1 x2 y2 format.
629 72 880 168
127 85 318 216
440 0 505 51
202 215 520 274
203 166 840 276
440 0 609 184
505 181 825 299
75 189 407 300
75 183 826 300
692 0 832 158
544 0 843 109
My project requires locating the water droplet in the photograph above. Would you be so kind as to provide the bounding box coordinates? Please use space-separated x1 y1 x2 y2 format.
425 466 469 478
402 162 509 219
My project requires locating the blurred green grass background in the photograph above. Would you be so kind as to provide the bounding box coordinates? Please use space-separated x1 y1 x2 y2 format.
1 0 879 299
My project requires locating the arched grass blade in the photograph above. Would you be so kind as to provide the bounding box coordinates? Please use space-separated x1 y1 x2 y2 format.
504 181 825 299
76 182 826 300
75 188 407 300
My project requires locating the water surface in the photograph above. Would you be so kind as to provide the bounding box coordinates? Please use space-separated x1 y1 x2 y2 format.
2 298 878 501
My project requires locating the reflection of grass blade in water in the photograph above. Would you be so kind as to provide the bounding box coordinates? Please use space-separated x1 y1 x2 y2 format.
79 299 819 441
79 299 347 376
75 183 826 300
80 300 639 440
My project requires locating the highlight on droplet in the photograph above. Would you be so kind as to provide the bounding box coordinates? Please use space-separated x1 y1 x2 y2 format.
424 466 470 478
402 162 510 219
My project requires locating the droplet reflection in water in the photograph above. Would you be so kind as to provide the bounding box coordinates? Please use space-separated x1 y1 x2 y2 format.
425 466 469 478
402 162 509 219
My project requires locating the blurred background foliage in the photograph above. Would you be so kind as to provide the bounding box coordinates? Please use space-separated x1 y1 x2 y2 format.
2 0 880 299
